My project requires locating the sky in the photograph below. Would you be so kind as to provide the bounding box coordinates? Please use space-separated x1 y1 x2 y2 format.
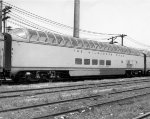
4 0 150 50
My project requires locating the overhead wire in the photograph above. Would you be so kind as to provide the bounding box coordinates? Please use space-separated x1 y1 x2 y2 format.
9 12 73 34
9 15 65 35
126 36 150 48
9 13 117 41
3 2 73 29
3 2 127 43
9 12 115 40
8 20 31 29
10 18 46 31
3 1 120 36
9 11 117 39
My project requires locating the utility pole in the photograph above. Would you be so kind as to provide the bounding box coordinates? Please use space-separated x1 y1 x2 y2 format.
120 34 127 46
0 0 2 33
108 36 117 44
109 37 114 44
73 0 80 38
2 6 11 33
108 34 127 45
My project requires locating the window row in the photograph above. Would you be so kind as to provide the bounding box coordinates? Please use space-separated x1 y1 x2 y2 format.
75 58 111 66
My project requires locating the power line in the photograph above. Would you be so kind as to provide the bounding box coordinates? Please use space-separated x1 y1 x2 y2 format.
9 13 115 40
9 13 119 41
126 36 150 48
3 2 73 29
9 12 73 34
8 20 29 29
10 16 65 35
3 1 120 36
9 11 118 38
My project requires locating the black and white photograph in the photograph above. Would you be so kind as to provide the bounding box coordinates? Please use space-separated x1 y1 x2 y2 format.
0 0 150 118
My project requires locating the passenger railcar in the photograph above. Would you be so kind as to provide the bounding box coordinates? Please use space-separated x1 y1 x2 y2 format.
0 28 149 82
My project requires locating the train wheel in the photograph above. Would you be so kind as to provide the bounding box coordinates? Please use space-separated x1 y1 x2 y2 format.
25 75 35 82
125 71 131 78
25 72 39 82
46 78 54 82
40 75 49 82
38 72 51 82
138 71 142 77
12 76 19 83
131 71 135 77
147 71 150 76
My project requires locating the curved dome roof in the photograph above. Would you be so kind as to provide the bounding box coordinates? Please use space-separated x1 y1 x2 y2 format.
9 28 142 56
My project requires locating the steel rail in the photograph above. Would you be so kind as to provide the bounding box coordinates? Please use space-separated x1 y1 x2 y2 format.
133 112 150 119
0 78 149 99
0 84 150 115
33 87 150 119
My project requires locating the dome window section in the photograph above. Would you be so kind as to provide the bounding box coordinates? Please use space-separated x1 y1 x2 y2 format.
28 29 38 42
112 45 117 52
106 44 111 51
130 49 134 55
63 36 72 47
76 39 83 48
70 37 78 47
84 59 90 65
125 47 130 54
120 47 124 53
134 49 138 55
46 32 56 44
118 46 123 53
98 42 104 51
114 45 118 53
133 49 139 55
83 40 90 49
115 45 121 53
11 28 27 40
50 33 58 45
89 40 95 49
137 51 141 55
108 45 114 52
55 34 65 46
93 41 100 50
103 43 109 51
112 45 117 53
37 31 47 42
132 49 136 55
123 47 128 54
127 48 132 55
127 48 131 54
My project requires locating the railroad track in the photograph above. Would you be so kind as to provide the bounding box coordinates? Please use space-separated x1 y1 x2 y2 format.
133 112 150 119
1 82 150 119
0 77 150 99
32 85 150 119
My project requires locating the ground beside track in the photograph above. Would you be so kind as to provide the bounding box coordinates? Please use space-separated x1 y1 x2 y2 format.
0 77 150 119
64 93 150 119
